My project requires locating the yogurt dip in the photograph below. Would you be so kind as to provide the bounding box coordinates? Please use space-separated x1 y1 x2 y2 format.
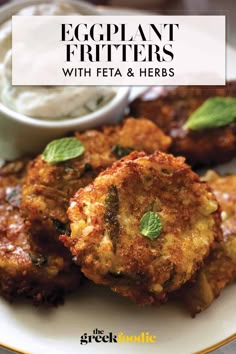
0 2 115 120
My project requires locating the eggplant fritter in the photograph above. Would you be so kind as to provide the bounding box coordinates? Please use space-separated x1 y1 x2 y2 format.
21 118 171 240
130 82 236 166
0 159 80 305
61 151 221 305
180 171 236 316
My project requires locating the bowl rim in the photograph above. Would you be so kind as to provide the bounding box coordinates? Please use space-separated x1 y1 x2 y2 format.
0 0 130 129
0 87 130 128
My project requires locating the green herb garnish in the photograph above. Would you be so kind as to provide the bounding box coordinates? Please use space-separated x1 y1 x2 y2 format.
96 95 104 106
185 97 236 131
104 185 120 251
112 145 134 159
29 254 47 268
139 211 162 240
84 163 93 172
42 137 84 164
52 219 70 236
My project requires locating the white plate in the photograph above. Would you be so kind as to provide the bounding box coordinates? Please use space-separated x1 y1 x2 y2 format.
0 279 236 354
0 6 236 354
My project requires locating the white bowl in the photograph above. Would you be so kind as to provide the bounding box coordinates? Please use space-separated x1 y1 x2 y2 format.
0 0 130 160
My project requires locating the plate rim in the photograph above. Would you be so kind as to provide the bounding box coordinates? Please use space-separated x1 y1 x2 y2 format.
0 342 28 354
194 333 236 354
1 332 236 354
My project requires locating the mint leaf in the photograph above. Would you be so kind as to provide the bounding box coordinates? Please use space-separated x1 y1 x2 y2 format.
139 211 162 240
185 97 236 130
42 137 84 164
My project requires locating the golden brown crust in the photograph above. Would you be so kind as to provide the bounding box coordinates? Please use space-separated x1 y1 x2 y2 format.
0 159 81 305
179 171 236 316
21 118 171 240
130 82 236 166
62 151 221 305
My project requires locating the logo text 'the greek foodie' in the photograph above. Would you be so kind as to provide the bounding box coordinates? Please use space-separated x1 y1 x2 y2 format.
80 329 157 345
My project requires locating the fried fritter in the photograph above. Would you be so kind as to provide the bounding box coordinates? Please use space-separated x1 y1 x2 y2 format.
130 82 236 166
180 171 236 316
21 118 171 240
61 151 221 305
0 159 80 305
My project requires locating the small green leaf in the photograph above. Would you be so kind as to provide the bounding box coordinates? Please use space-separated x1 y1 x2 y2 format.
104 185 120 251
111 145 134 158
42 137 84 164
185 97 236 130
139 211 162 240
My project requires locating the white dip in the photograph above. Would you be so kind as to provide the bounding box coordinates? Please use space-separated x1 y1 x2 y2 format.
0 2 115 120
